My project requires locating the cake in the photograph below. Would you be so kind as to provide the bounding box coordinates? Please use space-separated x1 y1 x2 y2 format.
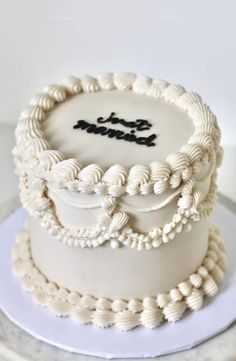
12 72 226 331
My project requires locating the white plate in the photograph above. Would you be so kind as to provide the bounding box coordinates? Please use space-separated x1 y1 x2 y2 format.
0 203 235 359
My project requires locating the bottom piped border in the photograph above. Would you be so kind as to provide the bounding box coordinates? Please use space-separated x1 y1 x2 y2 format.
12 224 226 331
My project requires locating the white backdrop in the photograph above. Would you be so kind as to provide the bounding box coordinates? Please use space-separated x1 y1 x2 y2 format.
0 0 235 146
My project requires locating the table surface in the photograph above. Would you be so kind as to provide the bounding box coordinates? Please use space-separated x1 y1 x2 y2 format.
0 124 236 361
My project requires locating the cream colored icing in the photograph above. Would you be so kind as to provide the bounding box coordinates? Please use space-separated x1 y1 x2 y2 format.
13 72 223 197
13 224 226 330
18 166 216 249
30 216 209 298
42 90 194 168
12 72 225 330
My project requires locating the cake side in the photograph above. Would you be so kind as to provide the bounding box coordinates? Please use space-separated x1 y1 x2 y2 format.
28 167 214 299
13 224 226 330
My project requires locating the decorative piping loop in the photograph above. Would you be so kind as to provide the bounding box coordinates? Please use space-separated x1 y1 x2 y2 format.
13 224 226 331
13 72 222 197
18 168 217 249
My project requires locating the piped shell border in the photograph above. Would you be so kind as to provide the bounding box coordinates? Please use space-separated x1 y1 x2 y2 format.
13 224 226 331
13 72 223 197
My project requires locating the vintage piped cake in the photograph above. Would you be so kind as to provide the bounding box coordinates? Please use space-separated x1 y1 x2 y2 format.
12 73 226 330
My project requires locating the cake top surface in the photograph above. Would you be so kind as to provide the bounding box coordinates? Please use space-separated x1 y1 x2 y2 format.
14 72 222 196
42 89 194 168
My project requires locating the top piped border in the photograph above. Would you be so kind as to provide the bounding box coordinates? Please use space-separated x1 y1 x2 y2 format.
13 72 223 196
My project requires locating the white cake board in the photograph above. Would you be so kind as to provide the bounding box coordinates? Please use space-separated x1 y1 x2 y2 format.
0 203 235 359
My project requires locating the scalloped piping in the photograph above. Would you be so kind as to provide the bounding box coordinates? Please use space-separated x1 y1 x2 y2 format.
12 224 226 331
13 72 223 197
18 169 217 249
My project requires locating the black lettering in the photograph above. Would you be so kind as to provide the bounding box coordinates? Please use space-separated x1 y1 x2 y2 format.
136 133 157 147
123 132 137 142
136 119 152 131
86 124 98 133
73 120 90 130
73 113 157 147
93 126 107 134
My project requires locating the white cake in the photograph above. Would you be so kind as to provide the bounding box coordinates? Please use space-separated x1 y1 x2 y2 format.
13 73 226 330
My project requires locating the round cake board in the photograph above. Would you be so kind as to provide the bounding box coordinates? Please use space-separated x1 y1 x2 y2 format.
0 203 235 359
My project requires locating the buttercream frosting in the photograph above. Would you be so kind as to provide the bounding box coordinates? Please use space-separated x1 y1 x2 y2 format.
13 224 226 330
12 72 225 331
13 72 222 197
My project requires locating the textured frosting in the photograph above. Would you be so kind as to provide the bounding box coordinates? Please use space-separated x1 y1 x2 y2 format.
13 72 221 250
13 72 223 197
13 224 226 330
12 72 224 330
30 215 209 298
18 167 216 249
